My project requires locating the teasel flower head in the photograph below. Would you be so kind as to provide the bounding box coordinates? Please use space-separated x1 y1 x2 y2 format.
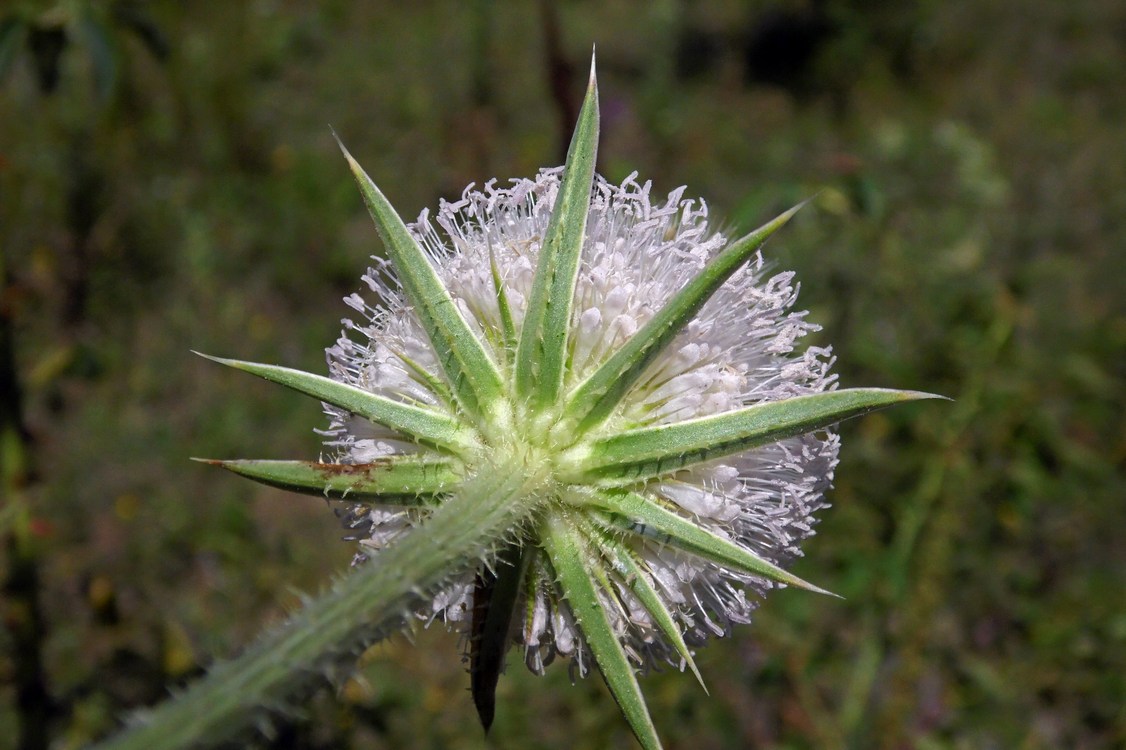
327 165 842 668
202 60 941 749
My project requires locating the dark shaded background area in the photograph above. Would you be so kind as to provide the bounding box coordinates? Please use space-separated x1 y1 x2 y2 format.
1 1 1123 748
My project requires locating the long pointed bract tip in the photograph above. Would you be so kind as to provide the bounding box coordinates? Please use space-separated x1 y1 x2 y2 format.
787 574 839 598
193 351 230 365
687 659 708 694
884 388 951 403
330 128 357 164
790 194 817 215
772 199 810 227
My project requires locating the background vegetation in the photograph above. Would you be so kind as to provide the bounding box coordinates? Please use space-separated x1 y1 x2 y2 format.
1 1 1123 748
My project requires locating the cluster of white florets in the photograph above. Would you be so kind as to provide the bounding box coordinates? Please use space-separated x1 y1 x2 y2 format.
320 169 839 674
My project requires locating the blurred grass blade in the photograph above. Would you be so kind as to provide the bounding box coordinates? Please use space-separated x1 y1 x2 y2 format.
514 58 599 406
564 203 805 434
196 353 479 454
196 457 462 501
112 2 169 60
75 8 117 101
570 389 945 483
586 521 706 690
0 16 26 82
542 515 663 750
335 138 505 419
591 490 834 595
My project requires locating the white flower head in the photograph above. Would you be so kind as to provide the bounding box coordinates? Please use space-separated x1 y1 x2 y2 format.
204 61 938 749
324 167 841 672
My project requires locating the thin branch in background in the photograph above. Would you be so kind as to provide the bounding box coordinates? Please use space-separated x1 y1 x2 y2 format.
62 134 103 327
2 535 51 750
1 242 52 750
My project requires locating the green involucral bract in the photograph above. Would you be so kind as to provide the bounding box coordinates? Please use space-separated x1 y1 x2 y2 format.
170 59 943 750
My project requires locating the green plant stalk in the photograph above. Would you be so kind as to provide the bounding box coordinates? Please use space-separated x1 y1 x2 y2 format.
95 455 554 750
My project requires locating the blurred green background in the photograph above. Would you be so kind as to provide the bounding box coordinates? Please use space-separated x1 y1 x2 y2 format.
1 1 1123 748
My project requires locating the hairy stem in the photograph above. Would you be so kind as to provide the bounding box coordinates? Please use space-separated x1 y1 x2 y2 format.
95 456 552 750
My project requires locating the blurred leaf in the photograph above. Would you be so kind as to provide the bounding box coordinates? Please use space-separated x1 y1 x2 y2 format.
28 21 67 93
27 344 74 387
112 2 169 60
75 8 117 101
0 15 26 83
